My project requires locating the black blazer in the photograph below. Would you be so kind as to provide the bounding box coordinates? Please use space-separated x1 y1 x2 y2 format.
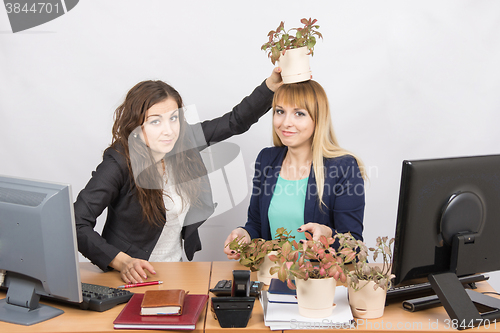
75 81 274 271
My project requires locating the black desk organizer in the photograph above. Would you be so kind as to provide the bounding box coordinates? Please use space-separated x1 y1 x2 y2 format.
211 270 255 328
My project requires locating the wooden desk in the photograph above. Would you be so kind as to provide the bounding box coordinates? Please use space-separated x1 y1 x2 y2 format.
2 261 500 332
205 263 500 332
0 261 212 333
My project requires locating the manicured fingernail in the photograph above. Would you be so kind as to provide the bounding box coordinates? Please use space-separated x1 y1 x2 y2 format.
297 228 302 231
231 251 235 254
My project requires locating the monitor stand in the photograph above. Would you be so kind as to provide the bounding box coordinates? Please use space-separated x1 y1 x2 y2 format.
429 233 500 330
0 277 64 326
429 272 500 330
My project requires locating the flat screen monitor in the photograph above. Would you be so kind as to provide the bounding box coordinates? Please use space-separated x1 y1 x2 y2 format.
392 154 500 328
0 175 82 325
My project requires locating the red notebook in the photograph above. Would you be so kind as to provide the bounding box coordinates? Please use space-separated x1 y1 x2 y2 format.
113 293 208 330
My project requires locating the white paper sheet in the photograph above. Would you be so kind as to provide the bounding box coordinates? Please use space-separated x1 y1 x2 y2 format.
260 286 355 330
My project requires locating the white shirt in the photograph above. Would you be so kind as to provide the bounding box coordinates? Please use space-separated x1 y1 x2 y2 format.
149 174 190 262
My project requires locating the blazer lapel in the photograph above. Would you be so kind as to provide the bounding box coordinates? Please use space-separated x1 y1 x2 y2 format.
304 164 316 226
261 147 287 238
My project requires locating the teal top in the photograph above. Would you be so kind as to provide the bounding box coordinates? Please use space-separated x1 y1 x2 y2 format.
268 175 308 241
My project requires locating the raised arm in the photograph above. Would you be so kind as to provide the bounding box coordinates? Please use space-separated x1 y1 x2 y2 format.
201 68 282 145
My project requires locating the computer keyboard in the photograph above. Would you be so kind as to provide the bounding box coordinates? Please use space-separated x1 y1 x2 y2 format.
77 283 133 312
386 273 489 301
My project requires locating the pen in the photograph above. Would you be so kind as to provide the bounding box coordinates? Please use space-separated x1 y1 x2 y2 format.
117 280 163 289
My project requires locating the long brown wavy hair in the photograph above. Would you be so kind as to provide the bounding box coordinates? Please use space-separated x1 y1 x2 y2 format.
111 80 207 227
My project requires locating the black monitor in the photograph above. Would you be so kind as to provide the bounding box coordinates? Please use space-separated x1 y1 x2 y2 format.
392 154 500 329
0 175 82 325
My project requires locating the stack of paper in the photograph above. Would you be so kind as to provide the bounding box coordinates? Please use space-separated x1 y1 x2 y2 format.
260 286 354 330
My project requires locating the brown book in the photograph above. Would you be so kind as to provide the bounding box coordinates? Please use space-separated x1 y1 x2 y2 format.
140 289 187 316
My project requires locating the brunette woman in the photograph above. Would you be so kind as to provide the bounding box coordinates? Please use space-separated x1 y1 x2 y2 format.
75 69 282 283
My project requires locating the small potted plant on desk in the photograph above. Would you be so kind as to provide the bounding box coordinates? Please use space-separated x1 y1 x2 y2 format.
339 233 395 319
269 232 357 318
261 18 322 84
225 227 295 285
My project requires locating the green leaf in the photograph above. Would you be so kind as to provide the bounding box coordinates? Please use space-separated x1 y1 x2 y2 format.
271 48 280 63
277 21 284 32
319 235 329 248
278 263 287 281
268 254 278 262
286 279 297 290
282 241 292 257
240 258 252 267
293 269 308 280
345 251 356 263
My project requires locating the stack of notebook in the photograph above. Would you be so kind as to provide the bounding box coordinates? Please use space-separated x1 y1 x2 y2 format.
261 279 354 330
113 290 208 330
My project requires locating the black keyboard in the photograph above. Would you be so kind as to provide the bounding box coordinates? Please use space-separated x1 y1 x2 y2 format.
209 280 263 297
77 283 133 312
386 273 489 301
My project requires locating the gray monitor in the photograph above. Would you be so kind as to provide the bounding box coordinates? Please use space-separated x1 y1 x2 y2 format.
0 175 82 325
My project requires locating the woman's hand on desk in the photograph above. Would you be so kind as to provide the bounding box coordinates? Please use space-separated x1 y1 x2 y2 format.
223 228 251 260
110 252 156 283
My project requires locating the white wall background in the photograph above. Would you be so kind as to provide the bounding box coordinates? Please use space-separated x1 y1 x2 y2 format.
1 1 500 289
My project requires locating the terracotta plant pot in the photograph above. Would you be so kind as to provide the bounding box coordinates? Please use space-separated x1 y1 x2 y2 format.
295 277 336 318
278 46 311 84
256 251 278 285
348 279 387 319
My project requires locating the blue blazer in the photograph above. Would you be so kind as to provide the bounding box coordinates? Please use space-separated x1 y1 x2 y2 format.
243 146 365 241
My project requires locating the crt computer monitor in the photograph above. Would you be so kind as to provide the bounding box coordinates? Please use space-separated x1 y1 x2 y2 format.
0 175 82 326
392 154 500 328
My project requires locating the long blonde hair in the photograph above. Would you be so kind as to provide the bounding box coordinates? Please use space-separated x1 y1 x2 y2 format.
272 80 367 208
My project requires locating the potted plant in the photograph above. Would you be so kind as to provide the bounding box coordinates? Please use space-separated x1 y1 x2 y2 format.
269 232 356 318
339 233 395 319
225 227 295 285
261 18 322 84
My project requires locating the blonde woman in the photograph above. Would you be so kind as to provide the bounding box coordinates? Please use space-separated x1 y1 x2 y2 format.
224 80 366 259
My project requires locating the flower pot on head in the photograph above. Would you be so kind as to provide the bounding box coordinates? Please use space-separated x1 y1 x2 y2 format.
261 18 322 83
256 251 278 285
295 277 336 318
278 46 311 84
348 279 387 319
